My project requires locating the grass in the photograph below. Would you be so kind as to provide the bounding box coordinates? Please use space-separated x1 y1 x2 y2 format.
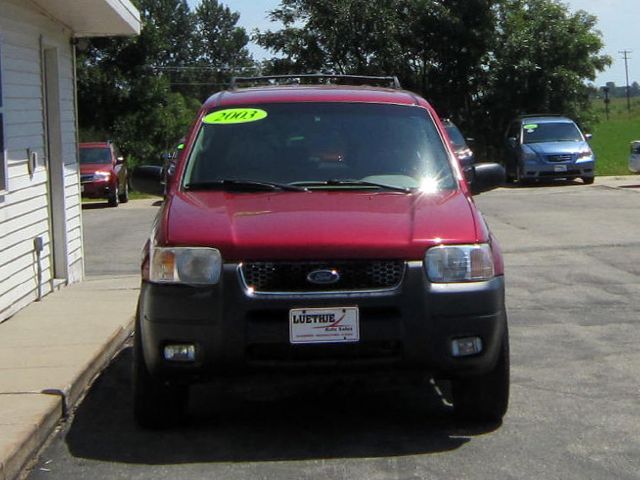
588 97 640 176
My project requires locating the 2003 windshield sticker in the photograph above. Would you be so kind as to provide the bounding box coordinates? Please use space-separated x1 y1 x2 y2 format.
203 108 268 125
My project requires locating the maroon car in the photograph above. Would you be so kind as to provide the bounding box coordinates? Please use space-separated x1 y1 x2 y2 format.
79 142 128 206
132 75 508 428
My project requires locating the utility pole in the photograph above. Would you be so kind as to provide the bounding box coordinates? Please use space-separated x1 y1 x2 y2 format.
619 50 632 114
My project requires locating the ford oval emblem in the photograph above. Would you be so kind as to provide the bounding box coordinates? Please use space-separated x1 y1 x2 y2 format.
307 269 340 285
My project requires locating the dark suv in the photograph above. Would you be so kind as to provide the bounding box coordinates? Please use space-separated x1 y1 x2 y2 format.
132 75 508 428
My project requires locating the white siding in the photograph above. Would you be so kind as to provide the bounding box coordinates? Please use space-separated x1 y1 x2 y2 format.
0 0 84 322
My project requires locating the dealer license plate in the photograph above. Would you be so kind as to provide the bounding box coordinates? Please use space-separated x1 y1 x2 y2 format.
289 307 359 344
554 165 568 172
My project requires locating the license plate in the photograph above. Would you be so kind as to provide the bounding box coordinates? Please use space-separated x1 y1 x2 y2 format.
80 185 85 193
554 165 567 172
289 307 359 344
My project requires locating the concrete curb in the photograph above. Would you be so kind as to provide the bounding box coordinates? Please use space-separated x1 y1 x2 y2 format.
0 273 139 480
0 395 62 480
62 319 134 415
2 318 133 480
1 319 133 480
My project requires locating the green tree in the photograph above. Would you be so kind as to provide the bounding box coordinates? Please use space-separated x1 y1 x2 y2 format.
77 0 255 164
256 0 408 75
257 0 611 159
257 1 498 129
477 0 611 150
189 0 255 99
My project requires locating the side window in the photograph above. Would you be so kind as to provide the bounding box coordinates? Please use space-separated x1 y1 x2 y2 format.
0 39 7 191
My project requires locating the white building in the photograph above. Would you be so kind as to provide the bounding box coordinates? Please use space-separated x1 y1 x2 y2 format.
0 0 140 322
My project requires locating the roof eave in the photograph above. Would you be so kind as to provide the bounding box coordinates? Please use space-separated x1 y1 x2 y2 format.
32 0 141 37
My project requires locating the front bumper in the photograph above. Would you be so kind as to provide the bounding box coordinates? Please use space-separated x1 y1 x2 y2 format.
138 262 507 382
521 160 595 180
81 180 113 198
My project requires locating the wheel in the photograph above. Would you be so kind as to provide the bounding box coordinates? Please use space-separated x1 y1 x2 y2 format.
451 330 510 422
118 179 129 203
582 176 595 185
108 185 119 207
133 315 189 428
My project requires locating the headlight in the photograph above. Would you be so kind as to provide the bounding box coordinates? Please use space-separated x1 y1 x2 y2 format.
94 171 111 181
425 244 495 283
150 247 222 285
522 150 538 163
576 150 593 162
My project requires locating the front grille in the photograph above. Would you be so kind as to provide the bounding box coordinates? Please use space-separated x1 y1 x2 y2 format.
539 169 580 177
546 154 573 162
80 174 94 183
241 260 405 293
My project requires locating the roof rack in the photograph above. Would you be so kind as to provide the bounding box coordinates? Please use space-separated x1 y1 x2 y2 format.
229 74 402 90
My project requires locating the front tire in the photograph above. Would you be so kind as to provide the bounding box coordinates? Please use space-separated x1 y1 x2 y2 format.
582 176 595 185
118 180 129 203
108 185 119 207
451 331 510 422
133 316 189 429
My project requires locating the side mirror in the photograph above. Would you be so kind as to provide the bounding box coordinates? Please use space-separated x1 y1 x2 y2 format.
131 165 164 196
584 133 593 141
507 137 517 149
470 163 505 195
116 156 125 165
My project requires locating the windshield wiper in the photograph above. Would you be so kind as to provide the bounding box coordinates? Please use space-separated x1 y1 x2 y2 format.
292 179 414 193
184 179 308 192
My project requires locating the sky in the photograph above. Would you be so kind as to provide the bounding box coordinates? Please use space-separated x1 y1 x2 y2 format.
188 0 636 87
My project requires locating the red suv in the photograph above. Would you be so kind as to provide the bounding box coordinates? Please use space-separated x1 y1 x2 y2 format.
79 142 129 206
132 75 508 428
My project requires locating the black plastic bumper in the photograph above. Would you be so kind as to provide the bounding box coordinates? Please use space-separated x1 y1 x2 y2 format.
138 262 507 382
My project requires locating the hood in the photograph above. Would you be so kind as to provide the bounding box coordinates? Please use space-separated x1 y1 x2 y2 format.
161 189 482 261
80 163 114 174
525 141 590 156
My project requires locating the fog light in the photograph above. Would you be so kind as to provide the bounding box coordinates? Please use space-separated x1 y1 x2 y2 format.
163 344 196 362
451 337 482 357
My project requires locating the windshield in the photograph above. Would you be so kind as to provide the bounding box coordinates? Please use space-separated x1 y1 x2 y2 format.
183 103 456 191
79 147 111 164
522 122 583 144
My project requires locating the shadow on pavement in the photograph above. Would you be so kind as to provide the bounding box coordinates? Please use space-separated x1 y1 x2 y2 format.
501 178 585 189
81 202 112 210
65 347 500 465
